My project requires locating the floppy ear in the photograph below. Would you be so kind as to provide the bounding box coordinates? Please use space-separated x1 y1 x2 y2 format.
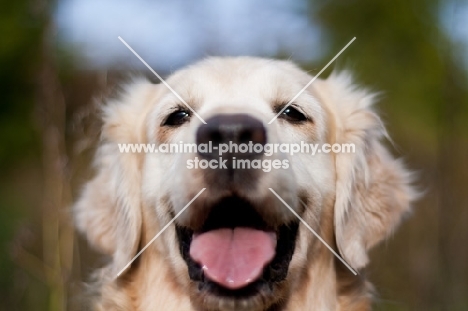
313 72 416 270
74 79 158 276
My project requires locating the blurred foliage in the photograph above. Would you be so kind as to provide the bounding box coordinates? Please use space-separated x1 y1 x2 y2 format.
0 0 467 310
0 0 45 310
0 1 43 168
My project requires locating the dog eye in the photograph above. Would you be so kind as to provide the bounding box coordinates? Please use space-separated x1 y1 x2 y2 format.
163 110 191 126
280 106 307 123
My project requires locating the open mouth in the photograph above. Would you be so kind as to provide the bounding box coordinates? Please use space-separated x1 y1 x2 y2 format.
176 196 299 300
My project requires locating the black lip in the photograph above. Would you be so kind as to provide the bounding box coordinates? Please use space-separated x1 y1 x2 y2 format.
175 196 299 299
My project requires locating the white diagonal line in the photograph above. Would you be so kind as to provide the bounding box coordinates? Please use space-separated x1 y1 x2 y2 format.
268 37 356 124
118 36 207 124
268 188 358 275
116 188 206 277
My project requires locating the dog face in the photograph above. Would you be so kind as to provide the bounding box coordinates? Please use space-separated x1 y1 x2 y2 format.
74 57 414 311
144 58 334 310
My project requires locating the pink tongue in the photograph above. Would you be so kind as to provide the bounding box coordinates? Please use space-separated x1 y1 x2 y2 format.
189 228 277 290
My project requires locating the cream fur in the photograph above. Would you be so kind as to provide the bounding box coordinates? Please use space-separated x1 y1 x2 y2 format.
74 57 415 310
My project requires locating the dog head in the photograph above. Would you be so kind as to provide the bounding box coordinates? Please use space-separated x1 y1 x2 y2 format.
74 57 414 310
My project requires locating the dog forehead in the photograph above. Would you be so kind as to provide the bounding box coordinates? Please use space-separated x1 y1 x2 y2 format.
165 57 308 101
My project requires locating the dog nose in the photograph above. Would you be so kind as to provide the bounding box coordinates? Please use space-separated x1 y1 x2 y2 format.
196 114 266 159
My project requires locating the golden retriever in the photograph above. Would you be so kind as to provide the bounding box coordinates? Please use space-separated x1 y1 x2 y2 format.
74 57 415 311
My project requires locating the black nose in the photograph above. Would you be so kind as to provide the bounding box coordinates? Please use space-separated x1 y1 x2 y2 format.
196 114 267 159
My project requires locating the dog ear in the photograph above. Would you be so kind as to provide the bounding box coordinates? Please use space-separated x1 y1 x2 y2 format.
74 80 159 276
313 72 416 270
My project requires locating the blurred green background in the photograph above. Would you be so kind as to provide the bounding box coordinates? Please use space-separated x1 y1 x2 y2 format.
1 0 467 310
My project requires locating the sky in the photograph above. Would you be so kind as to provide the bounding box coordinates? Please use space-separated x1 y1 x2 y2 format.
55 0 468 71
442 0 468 50
55 0 323 71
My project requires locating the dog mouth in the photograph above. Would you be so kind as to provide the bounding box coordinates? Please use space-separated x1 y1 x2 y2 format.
176 196 299 302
